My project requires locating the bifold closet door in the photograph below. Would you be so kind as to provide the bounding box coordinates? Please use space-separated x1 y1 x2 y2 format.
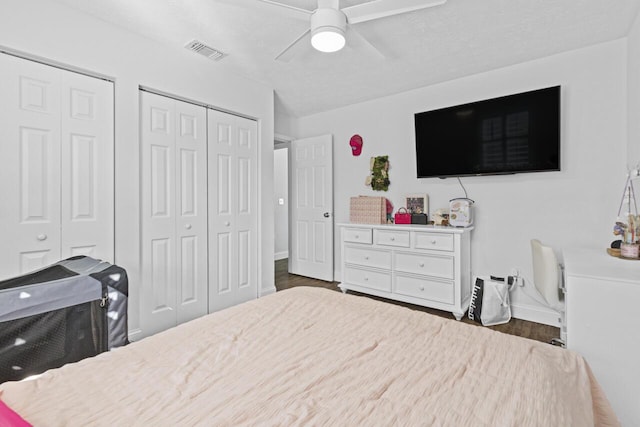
140 91 208 336
208 110 258 313
0 53 113 280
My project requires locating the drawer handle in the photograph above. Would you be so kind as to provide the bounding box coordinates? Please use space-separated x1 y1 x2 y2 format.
431 239 437 244
355 235 359 239
364 277 369 281
390 237 395 241
419 262 425 267
37 234 47 241
364 256 369 260
419 285 425 291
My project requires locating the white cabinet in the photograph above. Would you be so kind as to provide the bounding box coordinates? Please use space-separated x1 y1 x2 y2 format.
140 91 209 336
339 224 472 320
564 249 640 427
0 53 114 280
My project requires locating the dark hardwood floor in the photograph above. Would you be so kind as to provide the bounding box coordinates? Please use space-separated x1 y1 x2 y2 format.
275 259 560 344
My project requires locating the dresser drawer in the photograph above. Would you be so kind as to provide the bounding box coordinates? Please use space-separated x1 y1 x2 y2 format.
414 232 454 252
343 266 391 292
343 227 373 244
394 252 454 279
375 229 410 247
394 274 454 304
344 246 391 269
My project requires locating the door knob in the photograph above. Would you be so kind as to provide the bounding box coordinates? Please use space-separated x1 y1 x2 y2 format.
185 224 192 230
37 234 47 241
323 212 330 218
224 221 231 227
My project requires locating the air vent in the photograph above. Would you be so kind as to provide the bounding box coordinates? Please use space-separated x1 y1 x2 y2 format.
184 40 226 61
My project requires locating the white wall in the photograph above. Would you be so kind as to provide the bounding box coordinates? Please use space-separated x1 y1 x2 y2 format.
291 40 628 324
274 147 289 260
629 12 640 166
0 0 276 339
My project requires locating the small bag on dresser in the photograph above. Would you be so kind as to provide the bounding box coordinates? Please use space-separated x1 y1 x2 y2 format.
394 207 412 224
411 213 428 224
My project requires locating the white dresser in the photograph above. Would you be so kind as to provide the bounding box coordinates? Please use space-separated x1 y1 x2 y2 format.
564 248 640 427
338 223 473 320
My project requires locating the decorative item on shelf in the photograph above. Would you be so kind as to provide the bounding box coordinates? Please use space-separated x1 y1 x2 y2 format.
366 155 390 191
405 194 429 215
349 195 386 224
385 198 394 223
612 167 640 259
349 134 363 156
449 198 474 227
394 207 411 224
432 209 450 226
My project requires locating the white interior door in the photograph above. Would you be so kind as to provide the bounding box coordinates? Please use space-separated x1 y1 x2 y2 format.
174 101 208 324
289 134 334 282
208 110 258 313
141 92 177 335
60 69 114 261
0 53 113 280
140 91 209 336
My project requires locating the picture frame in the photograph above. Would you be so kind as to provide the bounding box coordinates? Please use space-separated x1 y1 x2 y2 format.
405 194 429 214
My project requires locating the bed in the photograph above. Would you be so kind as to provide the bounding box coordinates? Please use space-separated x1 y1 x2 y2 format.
0 287 619 426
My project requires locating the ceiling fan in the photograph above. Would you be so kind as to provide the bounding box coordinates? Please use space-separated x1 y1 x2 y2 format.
256 0 447 61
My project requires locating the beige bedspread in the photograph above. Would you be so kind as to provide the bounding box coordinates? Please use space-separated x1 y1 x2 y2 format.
0 287 618 426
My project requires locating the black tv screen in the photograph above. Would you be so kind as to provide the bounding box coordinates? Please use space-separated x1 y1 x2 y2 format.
414 86 560 178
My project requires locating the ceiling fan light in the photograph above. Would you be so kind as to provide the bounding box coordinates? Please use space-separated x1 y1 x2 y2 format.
311 27 345 53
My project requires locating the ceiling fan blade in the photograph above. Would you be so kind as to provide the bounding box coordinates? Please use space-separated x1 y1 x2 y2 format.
346 27 385 60
256 0 313 20
343 0 446 24
275 28 311 62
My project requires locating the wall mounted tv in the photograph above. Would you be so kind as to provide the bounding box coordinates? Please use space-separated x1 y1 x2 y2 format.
414 86 560 178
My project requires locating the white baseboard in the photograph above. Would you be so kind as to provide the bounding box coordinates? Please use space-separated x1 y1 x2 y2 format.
274 251 288 261
510 303 561 327
260 285 277 297
128 328 143 342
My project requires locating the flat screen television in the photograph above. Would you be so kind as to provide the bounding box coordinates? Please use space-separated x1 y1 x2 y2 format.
414 86 560 178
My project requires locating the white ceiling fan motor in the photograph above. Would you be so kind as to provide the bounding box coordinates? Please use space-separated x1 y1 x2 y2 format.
310 6 347 52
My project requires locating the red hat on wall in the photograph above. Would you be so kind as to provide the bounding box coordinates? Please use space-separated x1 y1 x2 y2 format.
350 134 363 156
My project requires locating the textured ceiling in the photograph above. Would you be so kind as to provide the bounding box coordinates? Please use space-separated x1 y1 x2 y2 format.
53 0 640 117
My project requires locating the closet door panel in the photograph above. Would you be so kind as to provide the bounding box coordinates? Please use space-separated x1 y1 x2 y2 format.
61 71 114 262
233 117 258 301
141 92 178 335
175 100 208 324
208 111 258 312
0 54 61 279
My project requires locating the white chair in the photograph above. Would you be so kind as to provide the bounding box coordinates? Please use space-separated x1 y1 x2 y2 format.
531 239 566 346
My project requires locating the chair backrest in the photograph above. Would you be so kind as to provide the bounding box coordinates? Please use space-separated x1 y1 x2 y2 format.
530 239 562 311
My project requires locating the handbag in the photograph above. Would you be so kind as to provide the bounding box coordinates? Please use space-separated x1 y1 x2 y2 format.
411 213 428 224
394 207 411 224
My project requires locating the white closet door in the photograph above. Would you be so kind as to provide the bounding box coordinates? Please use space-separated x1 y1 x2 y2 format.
60 69 114 261
175 101 208 324
208 110 258 313
140 91 208 336
0 53 113 280
141 92 178 335
0 54 61 278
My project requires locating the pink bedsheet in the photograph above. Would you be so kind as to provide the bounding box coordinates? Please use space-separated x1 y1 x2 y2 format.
0 287 619 426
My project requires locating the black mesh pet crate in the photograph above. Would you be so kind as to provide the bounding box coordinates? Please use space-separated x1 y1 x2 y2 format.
0 256 128 383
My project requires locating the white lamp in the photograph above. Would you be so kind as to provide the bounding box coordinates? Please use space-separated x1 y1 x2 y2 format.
310 7 347 53
311 28 345 53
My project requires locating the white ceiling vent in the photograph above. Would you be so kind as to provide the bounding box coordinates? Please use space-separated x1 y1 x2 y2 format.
184 40 226 61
